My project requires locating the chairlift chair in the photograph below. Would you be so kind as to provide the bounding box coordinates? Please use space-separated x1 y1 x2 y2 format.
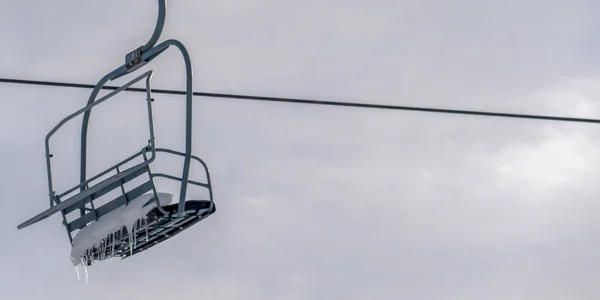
17 0 215 266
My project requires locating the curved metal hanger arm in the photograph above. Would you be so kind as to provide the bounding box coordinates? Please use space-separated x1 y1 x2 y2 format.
141 0 167 52
124 0 167 74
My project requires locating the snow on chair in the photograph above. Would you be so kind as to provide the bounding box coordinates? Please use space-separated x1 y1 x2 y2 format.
17 0 215 269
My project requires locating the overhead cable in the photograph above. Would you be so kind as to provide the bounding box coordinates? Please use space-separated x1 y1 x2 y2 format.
1 77 599 124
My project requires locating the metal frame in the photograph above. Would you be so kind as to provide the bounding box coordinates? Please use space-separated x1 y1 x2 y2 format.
17 0 214 248
79 0 194 219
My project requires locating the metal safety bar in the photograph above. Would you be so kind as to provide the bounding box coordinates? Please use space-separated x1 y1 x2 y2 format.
17 72 158 231
148 148 214 207
45 71 156 206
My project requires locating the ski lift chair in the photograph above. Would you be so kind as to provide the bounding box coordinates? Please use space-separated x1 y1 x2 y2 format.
17 0 215 265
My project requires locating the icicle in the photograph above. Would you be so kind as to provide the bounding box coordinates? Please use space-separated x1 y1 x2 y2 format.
144 217 149 242
135 218 140 248
100 238 105 268
128 224 134 257
131 224 135 255
87 247 92 266
82 254 89 283
99 239 103 262
111 232 115 259
90 248 94 265
75 266 80 281
83 263 89 283
116 229 122 260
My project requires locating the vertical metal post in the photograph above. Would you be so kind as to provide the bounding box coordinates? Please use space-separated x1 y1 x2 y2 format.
142 0 167 52
79 67 125 216
158 39 193 218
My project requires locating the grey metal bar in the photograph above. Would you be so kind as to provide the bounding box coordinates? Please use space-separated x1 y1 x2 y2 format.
116 166 129 205
45 66 125 207
145 74 157 152
141 0 167 52
76 70 157 222
142 74 167 216
67 181 155 231
151 39 194 218
61 213 72 244
151 173 209 188
142 150 169 215
47 70 152 142
43 69 150 210
152 148 213 203
154 148 210 170
79 67 126 193
16 164 150 230
59 149 144 199
140 43 169 64
61 165 150 215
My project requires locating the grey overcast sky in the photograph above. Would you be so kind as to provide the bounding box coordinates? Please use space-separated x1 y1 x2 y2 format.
2 0 600 299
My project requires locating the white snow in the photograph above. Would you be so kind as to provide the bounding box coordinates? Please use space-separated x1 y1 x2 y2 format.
70 192 173 267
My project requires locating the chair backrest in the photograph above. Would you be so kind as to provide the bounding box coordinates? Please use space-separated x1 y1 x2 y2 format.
62 163 155 236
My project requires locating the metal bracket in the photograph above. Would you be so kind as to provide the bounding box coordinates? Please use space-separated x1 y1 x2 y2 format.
125 46 147 72
123 0 166 73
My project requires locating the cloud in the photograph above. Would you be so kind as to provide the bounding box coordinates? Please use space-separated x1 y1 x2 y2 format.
2 0 600 299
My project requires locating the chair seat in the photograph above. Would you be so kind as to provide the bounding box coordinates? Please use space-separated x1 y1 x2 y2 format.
80 200 215 265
